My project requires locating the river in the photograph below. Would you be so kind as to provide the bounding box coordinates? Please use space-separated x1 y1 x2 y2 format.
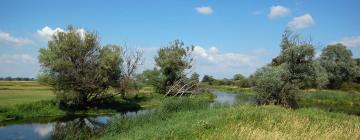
0 91 242 140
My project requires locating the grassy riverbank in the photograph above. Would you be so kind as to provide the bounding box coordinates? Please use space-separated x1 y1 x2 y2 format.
100 97 360 140
0 81 213 122
213 85 360 115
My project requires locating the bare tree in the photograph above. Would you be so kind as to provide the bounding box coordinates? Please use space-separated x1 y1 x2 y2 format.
118 47 144 97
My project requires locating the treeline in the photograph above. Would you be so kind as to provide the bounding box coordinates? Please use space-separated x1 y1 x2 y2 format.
0 77 35 81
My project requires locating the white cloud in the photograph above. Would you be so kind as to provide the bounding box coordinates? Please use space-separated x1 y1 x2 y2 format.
33 124 53 137
0 54 37 64
195 6 213 15
288 14 315 29
37 26 86 41
192 46 268 78
0 32 33 47
37 26 64 41
331 36 360 48
268 5 290 19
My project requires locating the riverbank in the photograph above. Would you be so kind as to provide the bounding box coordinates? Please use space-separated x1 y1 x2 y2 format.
0 81 214 122
99 97 360 139
212 85 360 115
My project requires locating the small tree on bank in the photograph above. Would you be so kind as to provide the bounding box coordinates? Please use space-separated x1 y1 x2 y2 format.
39 26 141 109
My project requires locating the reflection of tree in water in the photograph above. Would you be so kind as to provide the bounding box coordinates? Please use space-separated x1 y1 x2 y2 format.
51 117 105 140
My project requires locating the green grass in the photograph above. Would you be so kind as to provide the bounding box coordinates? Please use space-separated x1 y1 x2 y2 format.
299 89 360 115
213 85 360 115
0 81 54 107
100 98 360 140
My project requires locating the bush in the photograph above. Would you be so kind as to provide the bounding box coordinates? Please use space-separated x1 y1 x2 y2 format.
252 65 299 108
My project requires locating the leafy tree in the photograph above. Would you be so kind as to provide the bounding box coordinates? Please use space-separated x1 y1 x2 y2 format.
232 74 250 88
190 72 200 83
253 30 315 108
201 75 215 84
136 68 165 93
154 40 193 94
39 26 122 108
355 58 360 84
319 43 358 88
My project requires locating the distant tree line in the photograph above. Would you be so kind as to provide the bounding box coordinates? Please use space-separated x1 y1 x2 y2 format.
0 77 35 81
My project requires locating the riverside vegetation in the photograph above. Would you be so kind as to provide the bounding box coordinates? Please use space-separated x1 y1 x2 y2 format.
1 27 360 140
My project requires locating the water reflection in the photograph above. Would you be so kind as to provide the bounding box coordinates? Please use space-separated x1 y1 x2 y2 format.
211 91 238 105
52 117 106 140
0 110 149 140
0 92 242 140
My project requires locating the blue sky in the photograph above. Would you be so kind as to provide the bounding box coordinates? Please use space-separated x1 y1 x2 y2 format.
0 0 359 78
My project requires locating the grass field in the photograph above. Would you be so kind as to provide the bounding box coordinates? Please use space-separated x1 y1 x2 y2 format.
0 81 54 107
100 98 360 140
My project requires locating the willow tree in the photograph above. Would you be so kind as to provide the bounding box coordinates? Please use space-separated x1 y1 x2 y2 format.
253 30 315 108
319 43 359 88
39 26 122 109
154 40 194 94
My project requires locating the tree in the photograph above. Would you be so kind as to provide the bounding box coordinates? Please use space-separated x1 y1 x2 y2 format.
319 43 358 88
39 26 122 109
232 74 250 88
154 40 193 94
117 47 143 97
253 30 315 108
201 75 215 84
190 72 200 83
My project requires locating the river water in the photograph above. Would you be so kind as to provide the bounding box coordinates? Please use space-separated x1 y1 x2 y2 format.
0 91 241 140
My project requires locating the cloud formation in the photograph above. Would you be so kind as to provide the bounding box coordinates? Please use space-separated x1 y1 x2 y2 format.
37 26 86 41
0 54 37 64
37 26 64 41
0 32 33 47
268 5 290 19
195 6 213 15
191 46 267 77
288 14 315 29
331 36 360 48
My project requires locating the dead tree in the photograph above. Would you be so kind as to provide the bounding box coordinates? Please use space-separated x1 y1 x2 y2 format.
164 77 206 96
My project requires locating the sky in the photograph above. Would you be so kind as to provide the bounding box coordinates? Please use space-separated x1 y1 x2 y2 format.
0 0 359 79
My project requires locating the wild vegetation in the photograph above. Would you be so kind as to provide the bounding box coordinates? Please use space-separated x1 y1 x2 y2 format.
1 27 360 140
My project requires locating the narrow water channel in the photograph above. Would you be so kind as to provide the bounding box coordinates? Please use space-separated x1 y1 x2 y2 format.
0 91 240 140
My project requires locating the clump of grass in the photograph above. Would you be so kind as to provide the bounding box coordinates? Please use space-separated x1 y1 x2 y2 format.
159 97 209 113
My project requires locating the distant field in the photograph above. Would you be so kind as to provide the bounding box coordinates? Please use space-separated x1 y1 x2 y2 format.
0 81 54 107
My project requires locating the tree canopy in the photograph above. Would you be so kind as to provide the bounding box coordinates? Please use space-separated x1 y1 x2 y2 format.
39 26 123 108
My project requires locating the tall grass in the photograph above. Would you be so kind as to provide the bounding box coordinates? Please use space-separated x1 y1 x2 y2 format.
100 102 360 140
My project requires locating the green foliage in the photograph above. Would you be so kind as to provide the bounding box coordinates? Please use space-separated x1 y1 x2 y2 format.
253 30 315 108
233 73 250 88
153 40 194 94
252 65 299 107
201 75 215 84
38 26 122 109
190 72 200 83
319 43 359 89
